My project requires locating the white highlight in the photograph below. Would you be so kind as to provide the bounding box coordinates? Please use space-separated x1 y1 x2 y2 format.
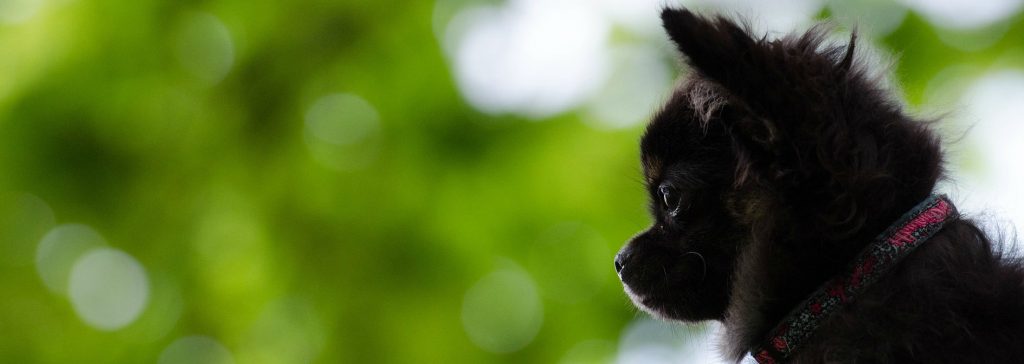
693 0 825 35
948 70 1024 237
585 44 672 129
593 0 664 35
68 248 150 331
616 318 727 364
445 0 610 118
897 0 1024 29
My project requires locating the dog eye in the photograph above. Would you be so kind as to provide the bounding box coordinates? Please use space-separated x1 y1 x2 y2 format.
658 184 681 212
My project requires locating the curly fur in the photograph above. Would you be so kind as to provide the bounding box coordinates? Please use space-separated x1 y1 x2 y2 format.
614 8 1024 363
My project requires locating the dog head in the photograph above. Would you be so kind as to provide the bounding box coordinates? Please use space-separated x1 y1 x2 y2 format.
615 8 940 323
614 76 743 321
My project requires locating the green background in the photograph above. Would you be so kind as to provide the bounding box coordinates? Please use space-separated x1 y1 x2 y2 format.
2 0 1022 363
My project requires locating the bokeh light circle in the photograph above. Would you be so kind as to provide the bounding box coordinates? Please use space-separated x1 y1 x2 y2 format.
35 224 107 295
616 319 723 364
0 192 55 266
897 0 1024 29
921 65 980 110
953 70 1024 236
592 0 663 35
0 0 46 24
934 23 1012 52
238 297 326 363
826 0 908 36
175 12 235 85
694 0 824 35
305 93 380 146
134 274 186 342
68 248 150 331
585 45 672 130
158 336 235 364
461 262 544 353
445 0 610 118
303 93 381 170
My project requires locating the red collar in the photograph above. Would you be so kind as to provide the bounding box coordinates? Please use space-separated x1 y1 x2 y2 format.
751 194 957 363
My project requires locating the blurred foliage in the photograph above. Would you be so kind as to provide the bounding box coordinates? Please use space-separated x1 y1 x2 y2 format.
1 0 1022 363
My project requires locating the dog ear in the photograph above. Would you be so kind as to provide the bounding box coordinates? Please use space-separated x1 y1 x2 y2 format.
662 7 860 184
661 8 760 96
661 8 856 120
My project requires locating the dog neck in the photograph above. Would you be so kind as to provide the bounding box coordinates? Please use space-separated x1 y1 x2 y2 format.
721 194 957 363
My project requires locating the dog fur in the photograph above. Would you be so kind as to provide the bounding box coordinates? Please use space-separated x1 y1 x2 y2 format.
614 8 1024 363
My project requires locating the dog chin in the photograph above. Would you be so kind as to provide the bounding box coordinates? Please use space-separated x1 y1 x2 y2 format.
622 284 685 322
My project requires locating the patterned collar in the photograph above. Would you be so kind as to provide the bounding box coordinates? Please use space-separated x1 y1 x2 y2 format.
751 194 958 363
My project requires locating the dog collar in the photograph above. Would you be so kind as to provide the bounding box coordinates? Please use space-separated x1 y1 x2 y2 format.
750 194 957 363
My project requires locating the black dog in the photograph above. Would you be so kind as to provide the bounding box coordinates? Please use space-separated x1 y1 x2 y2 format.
614 8 1024 363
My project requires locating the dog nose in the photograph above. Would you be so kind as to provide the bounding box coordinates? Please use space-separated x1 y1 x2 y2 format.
614 250 629 274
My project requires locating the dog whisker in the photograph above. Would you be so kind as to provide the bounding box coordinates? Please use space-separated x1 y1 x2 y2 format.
683 251 708 283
